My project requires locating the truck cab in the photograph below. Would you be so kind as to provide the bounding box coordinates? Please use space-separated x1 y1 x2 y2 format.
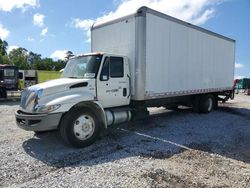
0 65 19 98
15 53 131 147
61 53 131 108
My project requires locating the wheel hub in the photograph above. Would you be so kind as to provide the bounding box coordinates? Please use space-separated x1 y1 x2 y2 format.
73 115 95 140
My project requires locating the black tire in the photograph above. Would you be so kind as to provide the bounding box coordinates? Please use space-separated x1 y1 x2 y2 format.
199 94 214 113
193 95 201 113
213 96 218 109
230 90 235 99
60 107 100 148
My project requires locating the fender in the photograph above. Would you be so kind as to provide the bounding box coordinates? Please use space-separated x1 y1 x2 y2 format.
74 101 107 129
39 90 108 128
38 89 96 112
93 101 107 128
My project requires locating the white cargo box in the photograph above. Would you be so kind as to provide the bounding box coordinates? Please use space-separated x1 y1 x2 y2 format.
91 6 235 101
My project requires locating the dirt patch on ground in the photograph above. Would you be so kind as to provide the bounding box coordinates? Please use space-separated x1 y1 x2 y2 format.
142 169 208 188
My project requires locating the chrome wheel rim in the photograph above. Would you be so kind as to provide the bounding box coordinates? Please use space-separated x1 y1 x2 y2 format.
73 114 95 140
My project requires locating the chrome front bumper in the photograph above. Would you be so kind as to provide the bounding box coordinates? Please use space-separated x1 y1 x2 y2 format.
15 110 63 132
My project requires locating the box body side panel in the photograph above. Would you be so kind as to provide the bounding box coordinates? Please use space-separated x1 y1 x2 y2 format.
145 13 235 98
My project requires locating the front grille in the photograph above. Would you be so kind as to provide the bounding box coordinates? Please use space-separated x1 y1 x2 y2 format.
20 89 37 112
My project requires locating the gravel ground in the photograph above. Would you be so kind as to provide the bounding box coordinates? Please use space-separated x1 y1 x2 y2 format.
0 94 250 187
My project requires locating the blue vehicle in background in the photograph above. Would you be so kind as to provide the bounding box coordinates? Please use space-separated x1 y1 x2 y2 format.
234 78 250 95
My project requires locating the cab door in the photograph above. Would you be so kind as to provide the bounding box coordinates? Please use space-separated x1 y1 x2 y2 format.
97 56 130 108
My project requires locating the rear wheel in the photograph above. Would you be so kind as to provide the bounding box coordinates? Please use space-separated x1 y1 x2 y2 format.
60 107 100 148
199 94 214 113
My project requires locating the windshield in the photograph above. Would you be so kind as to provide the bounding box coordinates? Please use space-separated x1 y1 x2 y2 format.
4 69 15 77
62 55 102 79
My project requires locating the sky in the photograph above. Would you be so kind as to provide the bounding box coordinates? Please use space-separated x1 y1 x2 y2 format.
0 0 249 78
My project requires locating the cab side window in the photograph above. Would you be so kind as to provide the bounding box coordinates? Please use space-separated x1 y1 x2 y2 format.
110 57 124 78
100 57 109 81
100 56 124 81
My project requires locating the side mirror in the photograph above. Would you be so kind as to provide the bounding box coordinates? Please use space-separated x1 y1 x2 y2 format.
18 72 23 79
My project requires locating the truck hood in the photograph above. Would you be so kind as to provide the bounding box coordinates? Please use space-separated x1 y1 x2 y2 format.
29 78 94 96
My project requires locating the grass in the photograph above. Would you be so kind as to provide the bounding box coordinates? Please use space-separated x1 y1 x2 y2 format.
37 71 61 83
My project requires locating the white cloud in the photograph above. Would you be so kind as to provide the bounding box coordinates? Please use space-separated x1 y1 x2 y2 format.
26 37 34 42
33 13 45 27
72 19 94 43
50 50 67 60
7 45 19 53
191 8 215 25
33 13 49 37
234 75 245 80
0 24 10 39
0 0 39 12
73 19 94 30
235 63 244 69
41 27 48 36
72 0 223 42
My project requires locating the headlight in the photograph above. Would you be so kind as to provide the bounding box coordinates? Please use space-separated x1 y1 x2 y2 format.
34 104 61 113
31 88 43 112
32 88 61 113
36 88 43 99
34 88 43 105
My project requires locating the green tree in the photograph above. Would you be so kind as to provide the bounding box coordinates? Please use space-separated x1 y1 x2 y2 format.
1 39 68 71
0 38 9 64
54 60 66 71
28 51 42 69
8 47 29 69
0 55 11 65
44 58 54 70
65 51 74 61
0 38 8 56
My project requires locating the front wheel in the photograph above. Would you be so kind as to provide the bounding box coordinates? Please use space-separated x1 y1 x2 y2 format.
60 107 100 148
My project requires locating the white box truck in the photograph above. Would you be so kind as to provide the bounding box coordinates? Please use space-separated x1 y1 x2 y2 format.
15 7 235 147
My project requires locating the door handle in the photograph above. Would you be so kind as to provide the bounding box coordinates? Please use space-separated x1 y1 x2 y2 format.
127 74 131 98
123 88 127 96
106 83 108 86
